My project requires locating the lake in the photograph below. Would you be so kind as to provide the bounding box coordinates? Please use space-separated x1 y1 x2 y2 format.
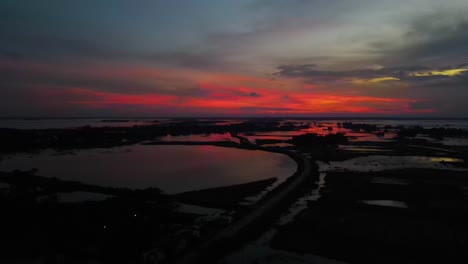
0 145 297 194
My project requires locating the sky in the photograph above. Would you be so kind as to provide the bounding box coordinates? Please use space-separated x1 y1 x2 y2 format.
1 0 468 117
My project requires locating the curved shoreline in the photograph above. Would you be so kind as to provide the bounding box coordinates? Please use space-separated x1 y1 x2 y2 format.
143 137 318 264
2 137 314 263
142 139 304 170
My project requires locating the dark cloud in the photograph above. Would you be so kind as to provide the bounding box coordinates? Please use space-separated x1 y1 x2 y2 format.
275 63 467 83
275 62 468 116
147 52 228 70
0 33 120 61
0 82 100 117
275 64 319 77
371 12 468 66
406 71 468 116
406 17 468 58
409 101 434 110
231 90 262 97
0 62 209 97
1 32 228 70
1 1 467 117
239 106 294 112
248 92 261 97
236 92 261 97
249 0 362 19
0 50 23 60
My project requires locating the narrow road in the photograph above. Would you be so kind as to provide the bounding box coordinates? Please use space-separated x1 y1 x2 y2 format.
170 135 314 264
211 152 311 240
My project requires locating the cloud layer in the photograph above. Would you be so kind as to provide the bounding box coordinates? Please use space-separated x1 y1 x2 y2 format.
1 0 468 117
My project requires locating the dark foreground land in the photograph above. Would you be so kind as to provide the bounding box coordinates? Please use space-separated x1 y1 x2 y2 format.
272 168 468 263
268 133 468 263
1 119 468 263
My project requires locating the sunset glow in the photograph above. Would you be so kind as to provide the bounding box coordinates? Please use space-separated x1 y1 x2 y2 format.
2 3 468 263
1 1 467 117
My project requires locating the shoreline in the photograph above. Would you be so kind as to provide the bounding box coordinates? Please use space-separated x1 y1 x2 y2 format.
0 137 310 264
160 136 317 264
2 121 468 263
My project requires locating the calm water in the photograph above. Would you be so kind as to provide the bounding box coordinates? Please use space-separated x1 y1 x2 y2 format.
244 124 397 143
0 145 296 194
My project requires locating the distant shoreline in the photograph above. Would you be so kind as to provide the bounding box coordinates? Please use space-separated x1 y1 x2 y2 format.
1 116 468 120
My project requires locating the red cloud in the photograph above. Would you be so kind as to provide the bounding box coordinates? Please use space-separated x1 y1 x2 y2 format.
5 59 434 116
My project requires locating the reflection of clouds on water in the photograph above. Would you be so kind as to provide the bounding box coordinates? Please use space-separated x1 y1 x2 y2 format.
277 155 295 168
0 145 297 193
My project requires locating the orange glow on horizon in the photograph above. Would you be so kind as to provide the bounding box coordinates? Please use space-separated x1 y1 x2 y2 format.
13 60 434 115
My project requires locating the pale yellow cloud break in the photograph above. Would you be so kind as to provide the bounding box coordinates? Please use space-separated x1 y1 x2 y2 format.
411 68 468 77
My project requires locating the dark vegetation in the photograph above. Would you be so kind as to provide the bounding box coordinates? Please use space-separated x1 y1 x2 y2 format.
272 167 468 263
290 132 348 147
174 156 317 264
101 119 132 123
0 121 309 154
0 136 301 264
341 122 378 132
0 171 176 263
143 140 239 148
398 126 468 139
175 177 277 209
0 170 165 200
288 133 350 162
254 139 290 145
0 170 283 263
